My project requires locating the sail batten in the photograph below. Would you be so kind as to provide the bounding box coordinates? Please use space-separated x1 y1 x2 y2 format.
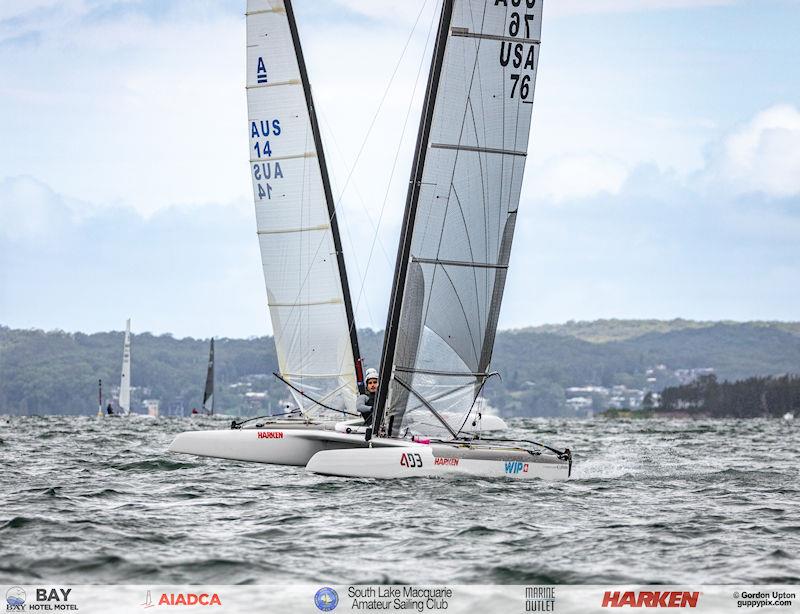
375 0 544 438
247 0 360 414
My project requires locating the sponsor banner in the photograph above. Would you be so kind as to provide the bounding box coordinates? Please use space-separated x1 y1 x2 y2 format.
2 585 797 613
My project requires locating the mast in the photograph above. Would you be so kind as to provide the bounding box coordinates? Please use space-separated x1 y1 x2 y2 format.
284 0 363 386
372 0 455 435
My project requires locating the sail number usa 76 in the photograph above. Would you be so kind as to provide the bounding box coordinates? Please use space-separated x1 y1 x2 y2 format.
496 0 538 101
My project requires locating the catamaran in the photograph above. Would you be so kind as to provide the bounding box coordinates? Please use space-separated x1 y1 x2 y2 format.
119 318 132 415
191 338 217 417
169 0 568 479
98 319 132 417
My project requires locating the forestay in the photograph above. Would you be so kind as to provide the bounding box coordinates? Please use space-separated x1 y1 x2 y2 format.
246 0 361 415
379 0 543 437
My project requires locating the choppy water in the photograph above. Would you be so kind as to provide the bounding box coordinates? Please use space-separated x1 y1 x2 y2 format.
1 416 798 585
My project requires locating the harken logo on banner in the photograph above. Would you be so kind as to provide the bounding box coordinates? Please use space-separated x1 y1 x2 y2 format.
602 591 700 608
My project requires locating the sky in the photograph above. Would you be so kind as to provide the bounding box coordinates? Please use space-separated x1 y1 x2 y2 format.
1 0 799 338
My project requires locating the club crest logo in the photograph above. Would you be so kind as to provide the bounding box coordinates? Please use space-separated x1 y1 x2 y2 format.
314 587 338 611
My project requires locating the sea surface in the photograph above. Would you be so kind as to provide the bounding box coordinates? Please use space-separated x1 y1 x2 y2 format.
1 415 798 585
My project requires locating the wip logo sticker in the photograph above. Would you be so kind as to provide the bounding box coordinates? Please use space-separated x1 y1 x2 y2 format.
400 452 423 468
504 461 529 474
257 431 284 439
602 591 700 608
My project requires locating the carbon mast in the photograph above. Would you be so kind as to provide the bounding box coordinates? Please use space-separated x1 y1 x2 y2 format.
283 0 363 390
371 0 455 438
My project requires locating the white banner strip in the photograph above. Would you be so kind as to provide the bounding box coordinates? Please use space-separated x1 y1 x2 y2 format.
2 585 797 614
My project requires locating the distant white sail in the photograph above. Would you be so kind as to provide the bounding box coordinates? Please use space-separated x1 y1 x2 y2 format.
376 0 543 437
246 0 361 414
120 318 131 415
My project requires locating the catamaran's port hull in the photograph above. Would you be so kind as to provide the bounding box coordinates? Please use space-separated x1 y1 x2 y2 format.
306 445 570 481
169 428 395 466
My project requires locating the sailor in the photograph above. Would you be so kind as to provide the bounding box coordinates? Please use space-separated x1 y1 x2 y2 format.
357 368 379 425
106 403 114 415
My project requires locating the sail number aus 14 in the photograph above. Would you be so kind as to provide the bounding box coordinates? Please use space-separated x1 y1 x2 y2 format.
400 452 424 468
251 118 283 200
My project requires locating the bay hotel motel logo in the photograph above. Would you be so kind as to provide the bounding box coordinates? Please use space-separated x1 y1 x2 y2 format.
6 587 77 611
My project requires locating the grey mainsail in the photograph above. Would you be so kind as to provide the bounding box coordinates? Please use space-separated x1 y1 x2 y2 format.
375 0 543 438
202 338 215 415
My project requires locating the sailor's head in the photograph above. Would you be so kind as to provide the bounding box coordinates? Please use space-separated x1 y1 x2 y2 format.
364 368 379 393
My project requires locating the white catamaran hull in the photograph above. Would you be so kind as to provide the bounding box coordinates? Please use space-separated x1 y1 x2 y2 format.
306 445 571 481
169 428 408 466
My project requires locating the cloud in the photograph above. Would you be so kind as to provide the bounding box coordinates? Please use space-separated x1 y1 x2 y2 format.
545 0 739 17
527 154 629 203
702 104 800 198
0 176 267 338
0 176 74 240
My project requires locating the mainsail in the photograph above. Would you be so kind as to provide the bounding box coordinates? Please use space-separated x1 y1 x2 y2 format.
120 318 131 415
246 0 361 414
375 0 543 437
203 338 215 415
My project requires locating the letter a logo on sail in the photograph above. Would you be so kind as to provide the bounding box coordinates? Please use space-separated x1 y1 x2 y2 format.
257 56 268 84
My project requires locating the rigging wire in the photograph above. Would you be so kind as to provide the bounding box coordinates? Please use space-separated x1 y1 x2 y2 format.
269 0 436 377
336 0 441 384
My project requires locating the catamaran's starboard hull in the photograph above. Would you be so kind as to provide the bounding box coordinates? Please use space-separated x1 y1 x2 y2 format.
306 445 571 481
169 429 379 466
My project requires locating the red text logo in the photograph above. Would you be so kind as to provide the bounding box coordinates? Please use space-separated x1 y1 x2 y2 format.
434 457 459 466
602 591 699 608
257 431 284 439
159 593 222 606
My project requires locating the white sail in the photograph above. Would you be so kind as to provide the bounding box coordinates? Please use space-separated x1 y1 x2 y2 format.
119 318 131 415
376 0 543 438
246 0 361 415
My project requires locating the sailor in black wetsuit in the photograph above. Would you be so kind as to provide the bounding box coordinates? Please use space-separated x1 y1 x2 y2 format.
356 368 379 425
106 402 114 415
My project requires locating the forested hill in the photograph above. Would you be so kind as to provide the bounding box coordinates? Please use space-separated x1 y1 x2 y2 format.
1 320 798 416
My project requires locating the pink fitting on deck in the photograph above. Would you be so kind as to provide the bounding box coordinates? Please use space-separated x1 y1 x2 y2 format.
412 436 431 445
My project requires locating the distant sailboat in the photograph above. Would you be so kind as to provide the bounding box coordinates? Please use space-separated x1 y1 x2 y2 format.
203 338 215 415
192 338 217 418
119 318 132 416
